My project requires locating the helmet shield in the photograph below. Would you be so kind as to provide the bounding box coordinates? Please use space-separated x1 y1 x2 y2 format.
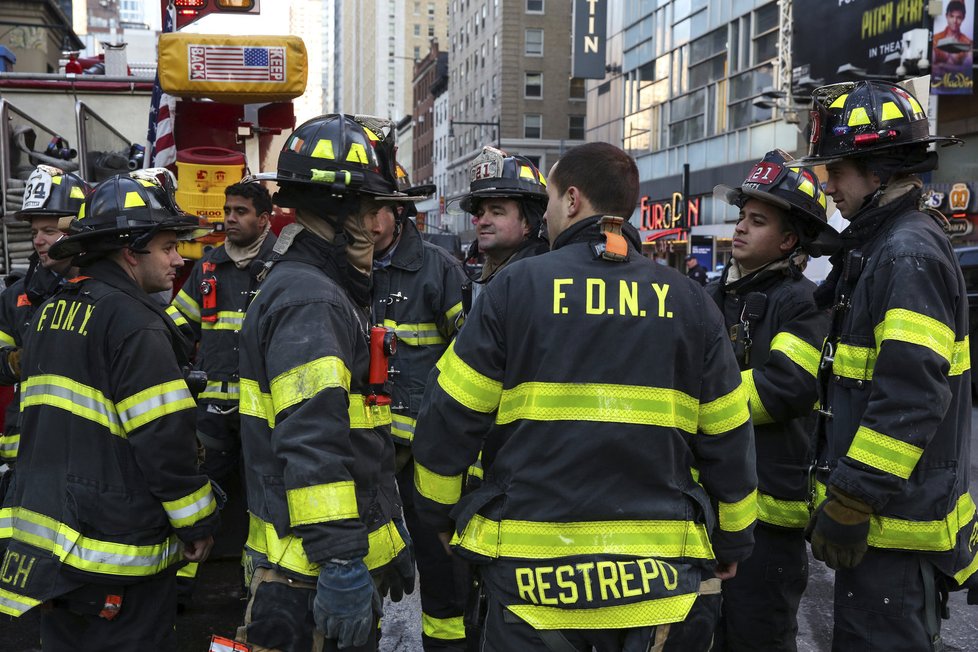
12 165 91 222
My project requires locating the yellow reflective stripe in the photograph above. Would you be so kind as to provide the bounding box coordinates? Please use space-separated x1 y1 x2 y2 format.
415 462 463 506
364 520 407 571
165 305 188 328
699 384 749 435
847 425 923 480
246 513 317 577
269 356 351 416
496 382 699 432
467 452 484 480
0 432 19 461
199 380 240 402
7 507 182 576
454 515 715 560
757 493 809 529
349 394 392 428
436 342 502 413
875 308 955 362
201 310 245 331
0 330 15 347
814 482 976 551
117 379 195 433
718 489 757 533
833 343 876 381
177 562 198 579
392 412 416 442
286 481 358 526
771 331 820 378
383 319 446 346
507 593 697 630
172 290 201 322
950 337 971 376
239 378 274 427
741 369 773 426
954 544 978 586
21 374 124 437
0 585 43 617
445 301 464 326
162 482 217 528
422 613 465 641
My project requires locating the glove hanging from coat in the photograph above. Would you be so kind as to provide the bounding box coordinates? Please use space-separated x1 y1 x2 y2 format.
806 485 873 570
373 518 416 602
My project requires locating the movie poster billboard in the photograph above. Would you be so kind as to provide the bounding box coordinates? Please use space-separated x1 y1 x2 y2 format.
931 0 974 94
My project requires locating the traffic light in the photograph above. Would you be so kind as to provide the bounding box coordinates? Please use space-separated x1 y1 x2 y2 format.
171 0 260 30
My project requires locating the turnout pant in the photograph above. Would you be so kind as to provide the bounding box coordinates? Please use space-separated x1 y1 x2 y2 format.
397 460 466 650
40 571 178 652
716 523 809 651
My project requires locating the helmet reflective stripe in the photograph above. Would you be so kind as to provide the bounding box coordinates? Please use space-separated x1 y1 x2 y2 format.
311 139 334 159
124 191 147 208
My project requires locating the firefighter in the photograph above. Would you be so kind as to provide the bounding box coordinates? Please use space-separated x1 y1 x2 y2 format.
458 146 550 312
413 142 757 651
235 114 414 652
800 80 977 649
0 165 90 467
707 150 833 651
0 173 220 650
167 181 277 592
370 167 467 650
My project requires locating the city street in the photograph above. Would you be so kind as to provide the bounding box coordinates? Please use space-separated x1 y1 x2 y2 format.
5 409 978 651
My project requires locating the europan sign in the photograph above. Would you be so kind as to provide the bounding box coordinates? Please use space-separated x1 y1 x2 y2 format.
572 0 607 79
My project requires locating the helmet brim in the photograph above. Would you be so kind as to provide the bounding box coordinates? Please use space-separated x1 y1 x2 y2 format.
713 184 833 235
7 208 79 224
49 223 210 260
797 135 964 166
458 189 548 214
254 171 420 202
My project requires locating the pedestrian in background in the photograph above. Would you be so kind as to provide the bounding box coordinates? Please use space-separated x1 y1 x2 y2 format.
685 254 708 285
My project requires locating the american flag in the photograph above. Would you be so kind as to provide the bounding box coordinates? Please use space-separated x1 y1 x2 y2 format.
147 1 176 167
189 45 286 82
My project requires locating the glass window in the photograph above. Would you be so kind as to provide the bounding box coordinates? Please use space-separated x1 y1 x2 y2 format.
569 77 586 100
690 28 726 65
689 56 725 89
754 2 779 34
524 114 542 138
569 115 585 140
429 24 435 37
527 0 544 12
753 31 777 63
728 100 772 130
414 24 421 36
525 72 543 98
525 28 544 56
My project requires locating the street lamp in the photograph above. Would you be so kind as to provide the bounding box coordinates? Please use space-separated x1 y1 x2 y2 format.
449 118 501 148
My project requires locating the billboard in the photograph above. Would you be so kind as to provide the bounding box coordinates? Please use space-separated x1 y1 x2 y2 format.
793 1 929 85
931 0 974 94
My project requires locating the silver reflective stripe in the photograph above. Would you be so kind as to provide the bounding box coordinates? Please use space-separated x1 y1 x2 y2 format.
0 588 40 615
394 325 443 344
173 293 200 320
166 492 216 523
391 412 416 441
118 386 194 428
23 381 122 433
0 435 18 456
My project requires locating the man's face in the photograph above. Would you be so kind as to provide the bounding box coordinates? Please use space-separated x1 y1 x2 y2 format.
224 194 269 247
31 216 65 269
369 203 399 254
131 231 184 293
544 164 570 245
685 257 697 269
947 9 965 35
825 159 880 219
731 199 797 270
473 198 529 258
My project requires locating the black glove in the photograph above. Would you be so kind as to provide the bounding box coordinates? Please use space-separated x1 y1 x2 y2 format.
374 519 416 602
314 559 379 648
806 485 872 570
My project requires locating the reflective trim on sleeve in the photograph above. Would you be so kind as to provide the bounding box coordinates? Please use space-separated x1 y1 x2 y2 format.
454 515 715 560
286 481 359 526
0 330 15 347
506 593 697 630
445 302 464 329
847 425 923 480
0 586 43 617
382 319 447 346
950 337 971 376
162 482 217 529
391 412 416 443
21 374 124 437
172 290 201 323
771 331 821 377
422 613 466 641
201 310 245 331
269 356 351 416
349 394 392 429
718 489 758 533
874 308 955 361
698 384 749 435
435 342 502 413
741 369 773 426
414 462 463 506
0 432 19 462
757 493 809 529
496 382 699 432
239 378 274 427
363 520 407 571
117 380 195 433
165 305 188 328
199 380 240 403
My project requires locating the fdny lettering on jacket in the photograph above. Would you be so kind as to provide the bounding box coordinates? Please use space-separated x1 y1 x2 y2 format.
0 550 36 590
515 557 680 606
34 299 95 336
552 279 672 318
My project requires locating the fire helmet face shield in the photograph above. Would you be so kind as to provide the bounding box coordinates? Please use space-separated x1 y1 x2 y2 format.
457 146 549 226
800 80 961 165
13 165 91 222
715 149 834 255
50 173 209 261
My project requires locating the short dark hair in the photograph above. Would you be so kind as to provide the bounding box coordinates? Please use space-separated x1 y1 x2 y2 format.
225 182 273 216
549 142 639 217
948 0 966 15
